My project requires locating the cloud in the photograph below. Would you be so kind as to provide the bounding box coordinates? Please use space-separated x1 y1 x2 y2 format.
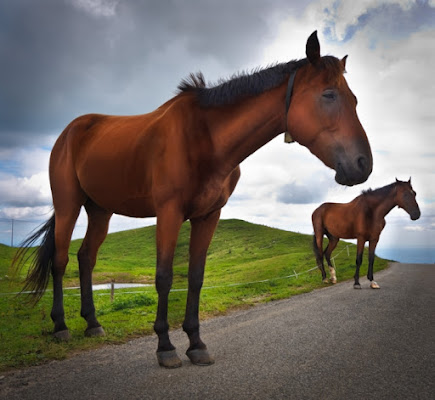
321 0 418 41
0 172 51 207
276 182 326 204
0 0 292 146
70 0 119 18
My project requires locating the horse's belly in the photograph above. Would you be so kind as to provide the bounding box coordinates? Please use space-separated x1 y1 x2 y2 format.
82 177 155 217
113 197 156 218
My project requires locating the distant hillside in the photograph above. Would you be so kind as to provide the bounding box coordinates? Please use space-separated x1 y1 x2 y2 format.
1 219 359 289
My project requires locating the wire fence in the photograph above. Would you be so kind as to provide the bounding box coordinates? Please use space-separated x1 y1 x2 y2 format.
0 217 45 247
0 244 352 298
0 216 89 247
0 216 353 298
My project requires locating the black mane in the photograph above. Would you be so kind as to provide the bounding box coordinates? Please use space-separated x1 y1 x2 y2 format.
361 182 396 197
177 58 309 108
177 55 344 108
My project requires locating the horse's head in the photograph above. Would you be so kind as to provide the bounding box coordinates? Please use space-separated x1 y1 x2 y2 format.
286 32 372 186
395 178 421 220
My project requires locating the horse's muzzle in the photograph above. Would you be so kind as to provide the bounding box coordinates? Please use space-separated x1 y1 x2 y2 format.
410 210 421 220
335 155 372 186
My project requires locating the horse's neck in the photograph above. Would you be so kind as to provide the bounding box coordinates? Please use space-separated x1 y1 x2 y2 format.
205 84 287 174
372 187 397 218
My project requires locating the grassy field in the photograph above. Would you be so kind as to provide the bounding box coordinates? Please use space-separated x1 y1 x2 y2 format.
0 219 389 372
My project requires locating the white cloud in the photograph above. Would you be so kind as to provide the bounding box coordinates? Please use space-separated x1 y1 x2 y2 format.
0 172 51 207
70 0 118 18
318 0 415 40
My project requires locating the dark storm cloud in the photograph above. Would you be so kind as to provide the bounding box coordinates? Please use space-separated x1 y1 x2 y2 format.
0 0 298 147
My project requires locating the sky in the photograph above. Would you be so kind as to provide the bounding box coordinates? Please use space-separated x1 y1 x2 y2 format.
0 0 434 262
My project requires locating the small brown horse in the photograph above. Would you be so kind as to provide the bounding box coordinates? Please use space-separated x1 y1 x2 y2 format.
14 31 372 368
312 179 420 289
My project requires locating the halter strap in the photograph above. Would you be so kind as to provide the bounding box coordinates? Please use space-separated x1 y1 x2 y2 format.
285 69 297 113
284 69 298 143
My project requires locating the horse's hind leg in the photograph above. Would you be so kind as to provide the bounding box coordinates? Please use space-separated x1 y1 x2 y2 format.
367 239 380 289
183 209 220 366
354 238 365 289
324 236 339 283
77 200 112 336
312 225 327 282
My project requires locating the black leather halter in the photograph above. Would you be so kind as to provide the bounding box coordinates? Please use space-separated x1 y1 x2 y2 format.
285 69 298 114
284 69 298 143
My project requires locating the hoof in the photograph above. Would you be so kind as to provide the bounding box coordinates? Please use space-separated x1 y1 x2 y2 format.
354 283 362 289
85 326 106 337
186 348 215 366
331 278 337 284
322 278 329 284
53 329 71 341
157 350 182 369
370 281 380 289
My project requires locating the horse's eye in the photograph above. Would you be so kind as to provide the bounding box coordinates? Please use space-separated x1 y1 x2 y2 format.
322 90 336 101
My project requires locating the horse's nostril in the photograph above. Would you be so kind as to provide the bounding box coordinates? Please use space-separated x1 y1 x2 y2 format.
357 156 368 173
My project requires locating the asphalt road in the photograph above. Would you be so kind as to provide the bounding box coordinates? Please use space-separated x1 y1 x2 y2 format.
1 263 434 399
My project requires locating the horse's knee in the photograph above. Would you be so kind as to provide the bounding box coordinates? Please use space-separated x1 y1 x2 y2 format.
155 269 173 293
188 267 204 293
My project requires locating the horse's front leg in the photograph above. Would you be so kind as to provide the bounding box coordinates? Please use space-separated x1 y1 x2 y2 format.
183 209 221 366
154 204 184 368
354 238 365 289
368 239 380 289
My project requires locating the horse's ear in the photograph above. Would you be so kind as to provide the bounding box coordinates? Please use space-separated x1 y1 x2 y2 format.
408 177 411 184
306 31 321 65
341 55 348 70
396 177 399 183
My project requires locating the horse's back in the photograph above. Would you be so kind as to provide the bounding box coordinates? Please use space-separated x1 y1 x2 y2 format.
49 96 237 219
313 201 360 239
49 106 180 216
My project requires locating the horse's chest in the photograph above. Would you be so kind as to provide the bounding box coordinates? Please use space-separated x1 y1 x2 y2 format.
187 183 229 218
363 217 385 239
186 168 240 219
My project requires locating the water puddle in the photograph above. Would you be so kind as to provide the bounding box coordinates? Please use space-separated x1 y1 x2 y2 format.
66 283 152 291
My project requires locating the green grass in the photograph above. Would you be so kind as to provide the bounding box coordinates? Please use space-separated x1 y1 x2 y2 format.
0 219 389 372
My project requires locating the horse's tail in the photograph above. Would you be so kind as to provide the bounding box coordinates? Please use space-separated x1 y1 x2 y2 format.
312 234 322 261
12 213 56 303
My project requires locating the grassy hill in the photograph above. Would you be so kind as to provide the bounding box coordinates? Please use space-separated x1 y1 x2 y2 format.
0 219 388 371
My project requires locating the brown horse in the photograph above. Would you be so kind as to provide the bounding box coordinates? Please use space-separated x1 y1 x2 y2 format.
312 179 420 289
14 31 372 368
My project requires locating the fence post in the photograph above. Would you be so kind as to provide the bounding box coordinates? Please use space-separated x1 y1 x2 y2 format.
110 280 115 303
11 219 14 247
